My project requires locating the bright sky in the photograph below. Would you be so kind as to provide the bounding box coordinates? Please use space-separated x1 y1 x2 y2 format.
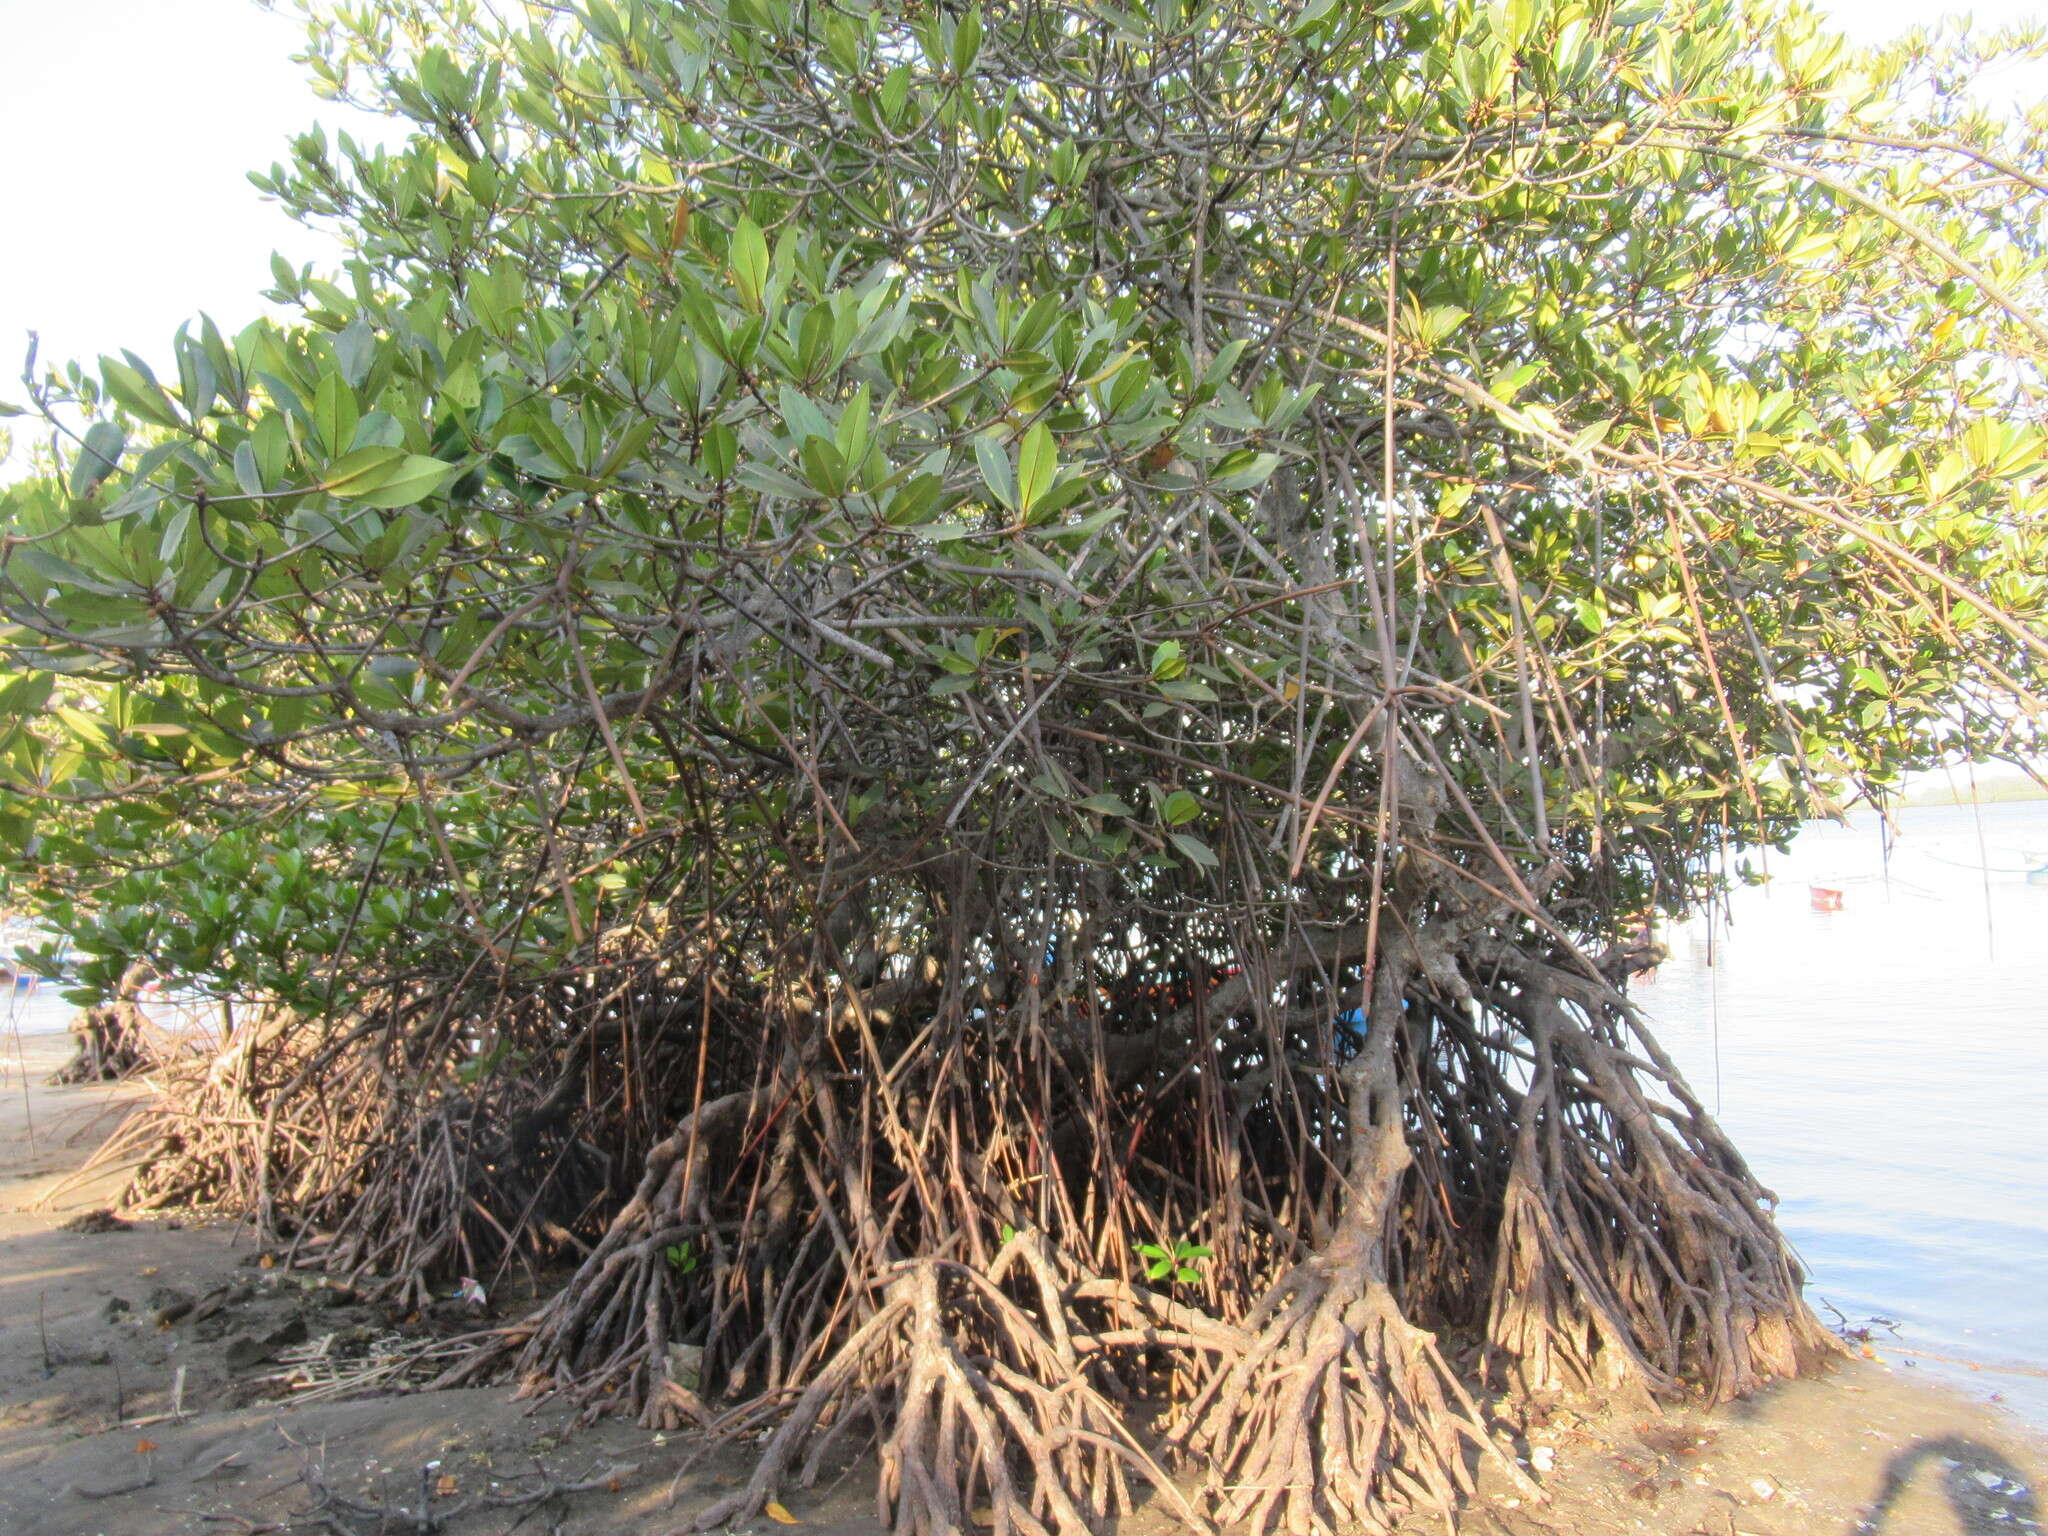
1825 0 2044 35
0 0 2041 403
0 1 396 402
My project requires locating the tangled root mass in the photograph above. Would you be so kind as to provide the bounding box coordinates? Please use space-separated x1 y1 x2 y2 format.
87 846 1836 1536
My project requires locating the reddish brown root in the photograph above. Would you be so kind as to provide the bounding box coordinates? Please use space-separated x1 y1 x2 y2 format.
1173 1258 1528 1536
45 999 158 1083
435 1087 771 1423
38 1003 325 1216
44 962 168 1085
1471 948 1843 1404
686 1235 1205 1536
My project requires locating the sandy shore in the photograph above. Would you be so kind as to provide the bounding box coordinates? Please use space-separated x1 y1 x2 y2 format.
1 1029 2041 1535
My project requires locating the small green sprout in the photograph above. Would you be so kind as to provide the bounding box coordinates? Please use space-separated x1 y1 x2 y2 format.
1137 1238 1212 1285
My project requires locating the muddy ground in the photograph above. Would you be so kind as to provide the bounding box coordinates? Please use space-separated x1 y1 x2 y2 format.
2 1026 2040 1536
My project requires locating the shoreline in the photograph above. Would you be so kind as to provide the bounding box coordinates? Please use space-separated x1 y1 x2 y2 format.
1 1034 2042 1534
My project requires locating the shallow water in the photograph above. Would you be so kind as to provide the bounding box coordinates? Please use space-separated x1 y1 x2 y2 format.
1638 798 2048 1423
0 984 75 1038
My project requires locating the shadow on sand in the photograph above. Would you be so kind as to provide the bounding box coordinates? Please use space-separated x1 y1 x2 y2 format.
1850 1434 2038 1534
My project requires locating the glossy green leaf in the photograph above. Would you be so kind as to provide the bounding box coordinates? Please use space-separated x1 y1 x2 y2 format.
69 421 128 497
1016 421 1055 515
973 433 1016 512
729 216 769 312
1077 793 1134 816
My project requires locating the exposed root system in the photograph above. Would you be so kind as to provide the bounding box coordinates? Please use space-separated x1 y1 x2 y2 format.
689 1242 1205 1536
45 964 176 1084
66 870 1834 1536
1470 944 1839 1403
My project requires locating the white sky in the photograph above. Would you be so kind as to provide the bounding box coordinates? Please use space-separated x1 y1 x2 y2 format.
0 2 401 404
1825 0 2044 35
0 0 2041 400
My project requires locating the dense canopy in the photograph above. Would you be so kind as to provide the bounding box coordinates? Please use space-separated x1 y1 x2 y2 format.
2 0 2044 1531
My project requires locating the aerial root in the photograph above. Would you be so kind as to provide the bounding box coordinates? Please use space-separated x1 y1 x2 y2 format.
1473 970 1843 1404
1174 1263 1533 1536
433 1089 768 1423
685 1236 1207 1536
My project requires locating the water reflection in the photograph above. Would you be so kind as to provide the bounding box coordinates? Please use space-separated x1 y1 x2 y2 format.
1640 800 2048 1424
3 986 76 1039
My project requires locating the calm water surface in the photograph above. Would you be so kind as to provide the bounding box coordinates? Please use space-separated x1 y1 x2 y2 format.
1638 799 2048 1422
6 802 2043 1417
2 980 78 1040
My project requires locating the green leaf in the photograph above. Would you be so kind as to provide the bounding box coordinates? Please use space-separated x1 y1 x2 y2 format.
70 421 128 497
313 372 360 456
1212 452 1280 492
799 435 849 497
100 357 181 430
1170 832 1219 868
1414 305 1469 345
779 387 834 448
441 361 482 411
1200 338 1249 393
701 420 737 481
1076 793 1134 816
323 449 459 509
317 446 408 496
835 383 872 471
1042 506 1123 543
1016 421 1055 515
158 504 193 563
333 320 376 388
1290 0 1340 32
1161 790 1201 826
13 547 120 593
738 461 816 499
874 62 910 124
233 439 265 497
886 472 943 526
974 433 1016 512
729 216 769 312
595 417 659 480
952 5 983 73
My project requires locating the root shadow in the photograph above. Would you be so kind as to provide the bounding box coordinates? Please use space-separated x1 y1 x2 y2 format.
1848 1435 2040 1535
